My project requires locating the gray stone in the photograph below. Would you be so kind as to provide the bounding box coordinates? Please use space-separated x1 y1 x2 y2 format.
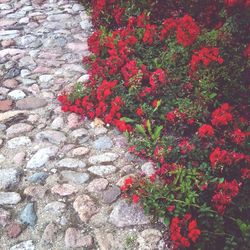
5 67 20 78
7 136 31 149
141 162 155 177
0 192 21 205
73 195 99 222
20 203 37 227
51 117 64 130
0 168 20 190
71 147 89 156
16 97 47 110
28 172 49 184
51 184 78 196
87 178 109 193
61 171 89 184
88 165 116 177
71 128 88 142
21 79 36 86
0 30 20 40
102 186 121 204
39 74 53 82
137 229 162 250
27 146 58 169
0 208 10 226
57 158 86 169
20 69 30 77
24 185 47 199
93 136 113 150
6 123 33 138
65 228 93 248
44 201 66 214
41 222 58 244
109 200 151 227
0 154 5 163
13 152 26 166
20 35 36 46
47 14 71 21
36 130 66 145
88 153 118 165
10 240 35 250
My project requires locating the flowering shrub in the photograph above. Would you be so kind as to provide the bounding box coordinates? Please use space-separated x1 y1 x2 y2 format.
60 0 250 249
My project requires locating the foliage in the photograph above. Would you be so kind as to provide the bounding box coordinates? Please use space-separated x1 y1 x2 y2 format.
60 0 250 249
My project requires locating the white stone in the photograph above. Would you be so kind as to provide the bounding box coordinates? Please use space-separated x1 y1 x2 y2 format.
7 136 31 149
10 240 35 250
88 165 116 177
0 192 21 205
27 146 58 169
8 89 26 100
88 153 118 165
39 74 53 82
57 158 86 169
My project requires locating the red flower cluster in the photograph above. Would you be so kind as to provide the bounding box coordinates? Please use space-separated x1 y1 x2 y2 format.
120 176 134 192
198 124 215 138
143 24 157 45
170 214 201 249
149 68 166 88
190 47 224 73
121 60 140 87
160 18 176 41
211 180 240 214
87 30 102 56
241 168 250 179
211 103 233 126
178 139 195 155
176 15 200 47
165 109 187 124
209 147 248 168
231 128 248 145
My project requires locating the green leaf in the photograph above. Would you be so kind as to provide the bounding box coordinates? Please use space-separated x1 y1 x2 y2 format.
136 124 147 137
209 93 217 99
146 120 152 136
120 117 135 123
152 125 163 142
163 217 170 226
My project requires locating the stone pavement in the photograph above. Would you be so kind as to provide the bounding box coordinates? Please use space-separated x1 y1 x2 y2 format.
0 0 170 249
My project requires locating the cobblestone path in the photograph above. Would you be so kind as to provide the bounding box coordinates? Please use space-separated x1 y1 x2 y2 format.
0 0 168 249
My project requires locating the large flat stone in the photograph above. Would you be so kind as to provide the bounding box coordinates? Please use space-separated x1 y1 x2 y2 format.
16 97 47 110
109 200 151 227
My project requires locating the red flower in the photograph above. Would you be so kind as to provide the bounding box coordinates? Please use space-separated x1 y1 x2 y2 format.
170 215 201 248
160 18 176 40
143 24 157 45
178 139 195 154
211 103 233 127
132 194 140 203
241 168 250 179
212 180 240 214
149 174 156 182
198 124 214 138
231 128 247 145
209 147 232 168
124 177 133 186
176 15 200 47
190 47 223 73
166 111 177 123
136 107 143 116
167 205 175 212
